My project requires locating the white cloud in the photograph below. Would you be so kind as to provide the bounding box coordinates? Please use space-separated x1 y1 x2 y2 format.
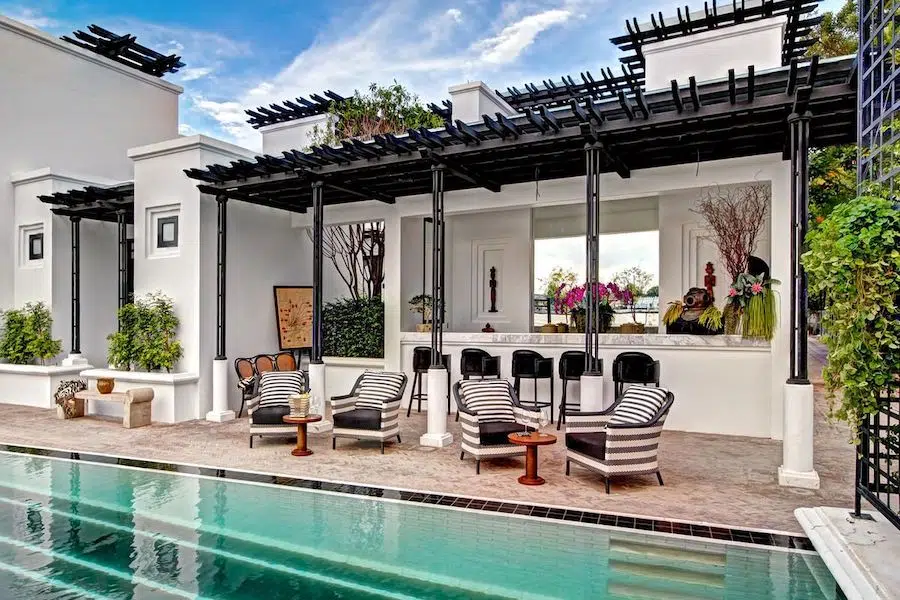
179 67 213 81
446 8 463 23
474 9 571 65
4 6 57 29
178 123 198 136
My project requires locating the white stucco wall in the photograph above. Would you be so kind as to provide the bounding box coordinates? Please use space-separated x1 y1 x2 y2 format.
0 15 181 311
643 17 787 91
260 113 329 155
448 81 516 124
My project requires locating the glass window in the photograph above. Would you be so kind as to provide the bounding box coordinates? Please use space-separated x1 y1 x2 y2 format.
28 233 43 261
156 216 179 249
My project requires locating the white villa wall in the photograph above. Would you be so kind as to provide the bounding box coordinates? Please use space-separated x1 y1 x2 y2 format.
0 15 181 311
261 114 329 155
532 197 659 239
643 17 786 91
448 81 516 124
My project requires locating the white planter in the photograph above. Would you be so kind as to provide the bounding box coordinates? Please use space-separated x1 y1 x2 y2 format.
79 368 199 423
0 364 91 409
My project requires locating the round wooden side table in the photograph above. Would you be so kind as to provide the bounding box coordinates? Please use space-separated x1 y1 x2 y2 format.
508 431 557 485
282 414 322 457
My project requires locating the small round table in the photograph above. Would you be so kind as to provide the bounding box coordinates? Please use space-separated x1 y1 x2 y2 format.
508 431 557 485
282 414 322 457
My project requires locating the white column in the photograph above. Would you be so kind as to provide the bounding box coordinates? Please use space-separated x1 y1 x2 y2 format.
62 354 89 366
382 211 402 373
579 373 606 412
206 358 234 422
779 382 819 488
307 361 332 433
419 366 452 447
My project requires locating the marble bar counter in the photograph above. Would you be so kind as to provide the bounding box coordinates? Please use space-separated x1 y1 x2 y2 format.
399 331 777 439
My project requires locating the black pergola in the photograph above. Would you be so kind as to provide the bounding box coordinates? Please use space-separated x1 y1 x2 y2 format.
38 183 134 357
61 25 184 77
186 53 856 387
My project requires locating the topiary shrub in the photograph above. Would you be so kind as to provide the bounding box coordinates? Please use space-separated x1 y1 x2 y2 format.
106 293 183 372
323 297 384 358
0 302 61 365
0 308 32 364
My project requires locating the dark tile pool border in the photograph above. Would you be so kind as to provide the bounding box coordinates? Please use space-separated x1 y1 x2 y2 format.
0 443 815 551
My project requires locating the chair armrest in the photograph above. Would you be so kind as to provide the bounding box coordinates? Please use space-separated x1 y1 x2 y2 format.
379 392 404 413
331 395 358 415
330 392 356 401
247 397 262 413
565 411 613 434
514 406 542 428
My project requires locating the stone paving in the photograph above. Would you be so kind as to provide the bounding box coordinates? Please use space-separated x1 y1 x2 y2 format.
0 340 856 533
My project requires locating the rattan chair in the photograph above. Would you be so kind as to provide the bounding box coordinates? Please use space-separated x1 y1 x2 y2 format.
234 357 258 418
274 351 297 371
248 370 307 448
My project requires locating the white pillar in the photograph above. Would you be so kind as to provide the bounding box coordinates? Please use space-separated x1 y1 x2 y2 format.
307 361 332 433
206 358 235 422
419 366 452 447
62 354 90 366
778 382 819 488
579 373 606 412
382 211 402 373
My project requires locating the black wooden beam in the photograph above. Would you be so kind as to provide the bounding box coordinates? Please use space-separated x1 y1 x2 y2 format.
423 151 501 192
747 65 756 103
728 69 737 104
670 80 684 113
689 76 702 110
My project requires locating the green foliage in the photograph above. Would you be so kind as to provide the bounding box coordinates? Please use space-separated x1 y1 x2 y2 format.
0 302 61 365
803 196 900 426
540 266 578 298
809 145 856 230
107 294 183 372
23 302 62 364
613 266 654 297
323 296 384 358
408 294 433 320
309 82 444 147
742 288 777 341
806 0 858 58
645 285 659 297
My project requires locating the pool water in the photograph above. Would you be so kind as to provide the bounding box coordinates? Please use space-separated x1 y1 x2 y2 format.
0 451 837 599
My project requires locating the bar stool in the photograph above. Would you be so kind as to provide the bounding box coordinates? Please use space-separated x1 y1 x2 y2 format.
557 350 590 430
457 348 500 421
511 349 554 423
612 351 660 398
407 347 451 417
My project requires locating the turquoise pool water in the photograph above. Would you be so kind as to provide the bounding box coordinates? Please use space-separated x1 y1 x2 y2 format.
0 451 836 599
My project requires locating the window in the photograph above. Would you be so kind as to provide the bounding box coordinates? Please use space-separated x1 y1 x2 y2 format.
28 233 44 260
156 216 179 249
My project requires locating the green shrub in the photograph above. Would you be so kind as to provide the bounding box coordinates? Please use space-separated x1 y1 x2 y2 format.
0 302 61 365
323 297 384 358
803 196 900 426
106 293 183 372
107 303 139 369
0 308 32 364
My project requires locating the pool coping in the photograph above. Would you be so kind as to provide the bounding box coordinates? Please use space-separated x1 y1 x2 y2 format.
0 442 816 553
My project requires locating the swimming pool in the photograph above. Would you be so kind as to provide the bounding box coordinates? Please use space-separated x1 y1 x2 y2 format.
0 449 837 599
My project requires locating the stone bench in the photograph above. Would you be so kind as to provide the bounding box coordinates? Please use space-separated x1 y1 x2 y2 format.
69 388 154 428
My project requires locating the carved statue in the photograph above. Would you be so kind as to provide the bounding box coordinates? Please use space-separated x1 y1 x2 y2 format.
488 266 498 313
664 287 723 335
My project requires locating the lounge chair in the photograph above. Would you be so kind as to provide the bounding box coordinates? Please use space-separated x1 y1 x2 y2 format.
331 371 407 454
454 379 542 474
248 370 307 448
565 386 674 493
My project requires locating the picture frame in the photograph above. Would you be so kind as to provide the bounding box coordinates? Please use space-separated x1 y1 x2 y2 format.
273 285 314 351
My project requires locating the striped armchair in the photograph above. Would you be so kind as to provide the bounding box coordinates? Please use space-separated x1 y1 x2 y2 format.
331 371 408 454
454 380 543 474
248 370 307 448
565 386 674 493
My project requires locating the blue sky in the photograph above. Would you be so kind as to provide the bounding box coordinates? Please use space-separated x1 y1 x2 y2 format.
3 0 845 150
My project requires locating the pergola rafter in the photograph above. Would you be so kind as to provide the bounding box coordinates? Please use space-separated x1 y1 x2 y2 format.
61 25 184 77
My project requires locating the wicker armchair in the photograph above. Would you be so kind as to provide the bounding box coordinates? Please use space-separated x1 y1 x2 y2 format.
454 380 543 474
248 370 307 448
565 387 674 493
331 371 408 454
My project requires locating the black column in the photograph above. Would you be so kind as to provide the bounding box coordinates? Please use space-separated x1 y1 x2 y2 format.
116 210 128 312
311 181 325 364
584 144 602 374
70 217 81 354
430 165 446 367
788 111 811 384
215 195 227 360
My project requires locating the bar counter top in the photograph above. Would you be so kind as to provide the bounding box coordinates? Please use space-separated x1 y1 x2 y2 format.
399 331 769 350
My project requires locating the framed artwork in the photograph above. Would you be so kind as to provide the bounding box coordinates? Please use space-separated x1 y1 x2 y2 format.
273 286 313 350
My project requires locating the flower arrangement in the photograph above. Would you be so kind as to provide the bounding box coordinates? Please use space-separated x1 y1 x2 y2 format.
553 282 631 332
725 273 779 340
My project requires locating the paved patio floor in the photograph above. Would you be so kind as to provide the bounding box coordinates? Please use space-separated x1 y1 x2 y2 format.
0 341 856 533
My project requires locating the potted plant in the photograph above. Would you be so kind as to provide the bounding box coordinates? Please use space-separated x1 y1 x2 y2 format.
107 303 139 370
554 282 629 333
136 293 183 372
725 274 779 340
0 302 61 365
408 294 433 333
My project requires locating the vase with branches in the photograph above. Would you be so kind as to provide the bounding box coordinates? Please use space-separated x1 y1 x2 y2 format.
692 183 769 333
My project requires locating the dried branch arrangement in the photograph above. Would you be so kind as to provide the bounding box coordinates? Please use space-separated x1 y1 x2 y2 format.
309 222 384 300
692 183 769 282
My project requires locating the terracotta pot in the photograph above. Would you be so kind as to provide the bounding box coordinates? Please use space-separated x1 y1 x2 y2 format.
540 323 558 333
557 323 569 333
97 378 115 394
415 323 432 333
620 322 645 334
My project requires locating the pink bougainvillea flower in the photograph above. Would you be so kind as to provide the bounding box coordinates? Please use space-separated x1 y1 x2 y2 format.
751 282 764 294
728 288 738 297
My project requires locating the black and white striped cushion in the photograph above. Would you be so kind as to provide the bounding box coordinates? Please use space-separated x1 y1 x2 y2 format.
459 380 516 423
258 371 306 408
609 386 668 426
355 371 404 410
237 376 256 391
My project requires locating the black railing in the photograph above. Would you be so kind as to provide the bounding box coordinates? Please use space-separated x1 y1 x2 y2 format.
855 381 900 529
533 296 552 323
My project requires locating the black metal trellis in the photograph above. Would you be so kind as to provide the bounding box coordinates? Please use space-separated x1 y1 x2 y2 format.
61 24 184 77
856 384 900 530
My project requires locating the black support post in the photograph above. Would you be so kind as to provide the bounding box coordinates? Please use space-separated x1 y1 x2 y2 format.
311 181 325 364
116 210 128 312
215 195 227 360
70 216 81 354
584 144 602 374
788 111 811 384
430 165 446 366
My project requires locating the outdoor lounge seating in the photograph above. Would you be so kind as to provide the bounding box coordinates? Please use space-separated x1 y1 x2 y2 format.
565 386 674 493
331 371 407 453
234 352 301 417
454 379 542 474
612 352 661 397
248 370 307 448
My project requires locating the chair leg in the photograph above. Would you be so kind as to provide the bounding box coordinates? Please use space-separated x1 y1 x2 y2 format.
249 435 253 448
656 471 664 486
381 442 385 455
476 460 481 475
332 437 336 450
407 372 418 418
565 459 570 476
460 450 465 460
238 399 245 419
605 478 611 494
396 434 402 444
557 381 566 430
550 377 554 424
417 371 424 413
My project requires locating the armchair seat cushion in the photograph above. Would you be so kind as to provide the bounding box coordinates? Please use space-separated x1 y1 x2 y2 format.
251 405 290 425
479 421 531 446
566 432 607 460
333 408 382 431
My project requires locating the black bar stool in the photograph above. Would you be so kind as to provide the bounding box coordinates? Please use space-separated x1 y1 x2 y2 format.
511 349 554 423
407 346 451 417
557 350 592 430
457 348 500 421
612 351 660 398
